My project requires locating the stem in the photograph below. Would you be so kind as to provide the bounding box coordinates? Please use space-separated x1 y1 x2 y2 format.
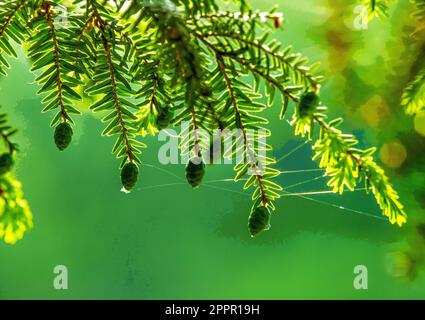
216 54 268 205
189 100 200 157
102 37 134 163
165 21 204 157
90 1 134 162
201 32 318 88
186 11 282 25
149 76 159 114
257 176 268 206
45 4 68 122
205 101 224 131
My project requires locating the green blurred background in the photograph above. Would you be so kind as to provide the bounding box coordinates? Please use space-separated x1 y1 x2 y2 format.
0 0 424 299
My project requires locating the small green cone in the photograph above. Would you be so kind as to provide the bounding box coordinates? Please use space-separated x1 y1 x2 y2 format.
156 107 173 130
248 206 271 237
297 92 320 118
185 157 205 188
0 153 13 175
54 122 73 151
121 162 139 191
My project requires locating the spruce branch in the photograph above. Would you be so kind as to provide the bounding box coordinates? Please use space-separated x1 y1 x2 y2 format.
215 52 281 210
400 1 425 116
0 107 32 245
185 21 278 204
289 94 407 226
0 0 29 76
0 0 411 241
401 67 425 115
85 0 145 170
188 29 315 119
28 2 83 130
44 4 73 123
0 174 33 245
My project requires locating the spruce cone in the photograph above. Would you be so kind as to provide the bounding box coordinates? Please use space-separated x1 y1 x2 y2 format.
0 153 13 175
156 107 173 130
297 92 320 118
54 122 73 151
185 157 205 188
248 206 271 237
121 162 139 191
